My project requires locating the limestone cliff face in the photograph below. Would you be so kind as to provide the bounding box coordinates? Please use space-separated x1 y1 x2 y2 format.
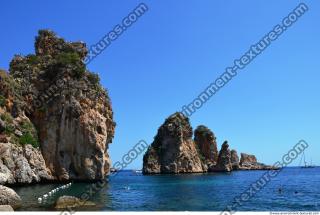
0 30 115 183
143 113 203 174
0 71 52 184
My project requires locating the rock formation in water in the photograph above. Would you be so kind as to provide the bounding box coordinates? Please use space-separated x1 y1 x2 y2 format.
231 149 240 170
0 30 115 184
194 125 218 171
143 112 203 174
239 153 275 170
211 141 232 172
143 112 278 174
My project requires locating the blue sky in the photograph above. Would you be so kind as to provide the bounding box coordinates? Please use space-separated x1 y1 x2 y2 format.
1 0 319 169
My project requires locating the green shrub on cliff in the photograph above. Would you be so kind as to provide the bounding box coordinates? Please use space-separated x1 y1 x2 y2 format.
0 95 5 107
0 112 13 124
4 124 15 135
26 54 39 65
55 52 85 78
19 133 39 148
87 72 100 86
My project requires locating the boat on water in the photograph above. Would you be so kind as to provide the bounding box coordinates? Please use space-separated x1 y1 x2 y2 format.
133 170 143 174
300 151 316 168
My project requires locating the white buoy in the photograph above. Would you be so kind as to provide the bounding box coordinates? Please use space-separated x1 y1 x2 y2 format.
43 194 48 198
38 197 42 202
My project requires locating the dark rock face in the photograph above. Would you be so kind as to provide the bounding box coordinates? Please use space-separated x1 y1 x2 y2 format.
211 141 232 172
143 113 203 174
231 149 240 170
194 125 218 169
0 30 115 183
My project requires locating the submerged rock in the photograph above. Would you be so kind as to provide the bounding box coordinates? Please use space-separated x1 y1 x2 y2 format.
0 205 14 211
0 185 21 209
55 196 95 209
143 112 203 174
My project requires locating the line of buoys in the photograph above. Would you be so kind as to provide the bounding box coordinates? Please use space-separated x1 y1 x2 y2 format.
38 182 73 203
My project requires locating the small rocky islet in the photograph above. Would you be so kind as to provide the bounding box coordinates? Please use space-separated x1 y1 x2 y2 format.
0 30 276 210
143 112 278 174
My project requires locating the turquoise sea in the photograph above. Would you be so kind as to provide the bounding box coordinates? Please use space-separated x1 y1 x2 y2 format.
12 167 320 211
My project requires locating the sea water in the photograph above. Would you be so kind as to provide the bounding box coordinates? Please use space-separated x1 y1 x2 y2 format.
12 167 320 211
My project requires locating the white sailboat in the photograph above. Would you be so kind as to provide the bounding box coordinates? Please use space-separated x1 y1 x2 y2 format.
300 151 315 168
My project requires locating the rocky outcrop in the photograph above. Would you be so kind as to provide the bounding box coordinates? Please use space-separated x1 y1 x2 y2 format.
231 150 240 170
239 153 276 170
194 125 218 170
0 185 21 209
240 153 257 165
211 141 232 172
143 112 203 174
0 142 52 184
143 113 278 174
0 29 115 183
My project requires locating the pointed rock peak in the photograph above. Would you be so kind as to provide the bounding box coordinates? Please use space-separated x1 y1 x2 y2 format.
221 141 229 149
194 125 218 163
194 125 215 140
159 112 192 139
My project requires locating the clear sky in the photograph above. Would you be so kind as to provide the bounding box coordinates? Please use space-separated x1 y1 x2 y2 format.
1 0 319 169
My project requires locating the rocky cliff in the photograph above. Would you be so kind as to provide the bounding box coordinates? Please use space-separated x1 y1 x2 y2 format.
0 30 115 184
143 112 203 174
194 125 218 171
143 112 277 174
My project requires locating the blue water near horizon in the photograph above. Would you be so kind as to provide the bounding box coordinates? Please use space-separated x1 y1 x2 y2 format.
13 167 320 211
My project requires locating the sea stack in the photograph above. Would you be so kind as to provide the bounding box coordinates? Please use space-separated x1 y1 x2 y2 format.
211 141 232 172
194 125 218 171
0 30 115 184
143 112 203 174
143 112 278 174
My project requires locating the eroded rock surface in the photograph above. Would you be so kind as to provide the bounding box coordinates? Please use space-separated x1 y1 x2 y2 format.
143 113 203 174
